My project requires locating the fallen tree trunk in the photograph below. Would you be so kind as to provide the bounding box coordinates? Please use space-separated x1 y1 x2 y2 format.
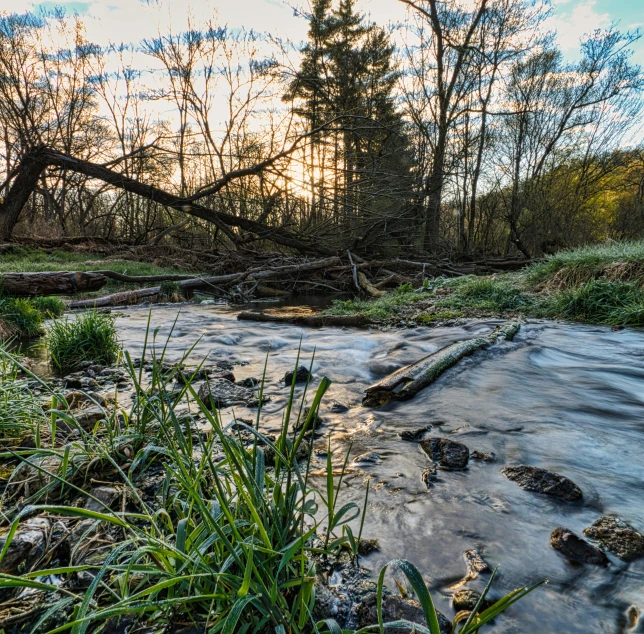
357 271 386 297
0 271 107 297
363 321 521 407
69 286 163 309
237 310 373 328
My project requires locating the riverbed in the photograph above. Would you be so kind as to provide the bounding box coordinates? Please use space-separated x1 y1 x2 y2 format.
114 304 644 633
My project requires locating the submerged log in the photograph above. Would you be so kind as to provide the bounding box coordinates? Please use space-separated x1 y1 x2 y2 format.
363 321 521 407
237 310 373 328
0 271 107 296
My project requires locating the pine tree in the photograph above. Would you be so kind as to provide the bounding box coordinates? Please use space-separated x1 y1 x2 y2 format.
285 0 416 250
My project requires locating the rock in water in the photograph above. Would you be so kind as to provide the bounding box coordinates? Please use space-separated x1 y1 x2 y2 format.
198 378 262 409
583 516 644 561
421 466 438 489
550 527 608 565
284 366 312 386
357 594 452 634
463 549 491 577
501 465 582 501
452 589 494 612
421 437 469 470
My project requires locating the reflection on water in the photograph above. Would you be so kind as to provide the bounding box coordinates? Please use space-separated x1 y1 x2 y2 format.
113 305 644 633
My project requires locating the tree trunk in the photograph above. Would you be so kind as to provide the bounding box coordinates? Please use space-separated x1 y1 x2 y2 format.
0 271 107 296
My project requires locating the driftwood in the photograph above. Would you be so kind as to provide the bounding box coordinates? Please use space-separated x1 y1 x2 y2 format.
363 321 521 407
237 310 373 328
0 271 107 297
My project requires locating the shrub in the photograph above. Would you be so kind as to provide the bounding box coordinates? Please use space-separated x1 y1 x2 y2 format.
46 310 120 372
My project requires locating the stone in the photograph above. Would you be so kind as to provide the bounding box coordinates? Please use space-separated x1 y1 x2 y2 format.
583 516 644 561
84 486 120 513
421 437 469 470
357 593 452 634
421 466 438 489
399 426 431 442
331 402 350 413
471 451 495 462
294 407 324 432
353 452 380 465
550 527 608 565
357 538 380 555
0 517 49 573
198 378 263 409
463 549 491 577
236 377 259 388
452 589 494 613
74 406 107 430
284 366 312 386
502 465 582 501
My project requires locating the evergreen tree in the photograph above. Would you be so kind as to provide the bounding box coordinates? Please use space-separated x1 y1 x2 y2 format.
285 0 417 251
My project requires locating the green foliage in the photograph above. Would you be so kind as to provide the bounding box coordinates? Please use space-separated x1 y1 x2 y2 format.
46 311 120 372
0 297 45 337
30 296 66 318
552 280 644 326
438 277 535 312
526 240 644 287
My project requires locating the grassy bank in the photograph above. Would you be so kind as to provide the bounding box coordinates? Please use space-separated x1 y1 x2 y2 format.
0 247 202 338
0 335 541 633
327 241 644 328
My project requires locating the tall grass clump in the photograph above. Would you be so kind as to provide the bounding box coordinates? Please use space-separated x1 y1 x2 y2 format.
438 276 534 312
0 295 66 338
47 310 120 372
551 279 644 326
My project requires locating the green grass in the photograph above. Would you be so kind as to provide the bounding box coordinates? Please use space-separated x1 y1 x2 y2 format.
526 240 644 288
0 329 543 633
46 311 121 372
0 295 66 338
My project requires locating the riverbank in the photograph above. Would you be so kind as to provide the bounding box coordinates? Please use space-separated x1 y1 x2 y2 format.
325 241 644 328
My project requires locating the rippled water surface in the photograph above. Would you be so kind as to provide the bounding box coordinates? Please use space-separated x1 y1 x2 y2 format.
115 305 644 633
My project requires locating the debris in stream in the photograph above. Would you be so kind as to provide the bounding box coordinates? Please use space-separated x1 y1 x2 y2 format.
550 527 608 565
421 437 470 470
583 516 644 561
501 465 583 501
463 549 492 577
362 321 521 406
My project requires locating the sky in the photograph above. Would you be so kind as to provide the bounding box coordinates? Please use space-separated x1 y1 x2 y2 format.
0 0 641 68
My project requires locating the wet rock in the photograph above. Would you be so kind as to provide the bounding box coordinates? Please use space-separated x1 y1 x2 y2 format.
237 377 259 388
74 406 107 430
0 517 49 573
294 407 324 432
84 486 120 513
550 527 608 565
176 368 235 385
353 452 380 465
421 466 438 489
331 402 350 413
471 450 495 462
583 516 644 561
357 538 380 555
421 437 469 470
284 366 312 386
64 375 100 390
399 426 431 442
357 593 452 634
64 391 107 408
198 378 263 409
452 588 494 613
11 455 64 498
501 465 582 501
464 549 491 576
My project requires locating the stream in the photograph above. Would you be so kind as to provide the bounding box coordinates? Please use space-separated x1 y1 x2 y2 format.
112 303 644 633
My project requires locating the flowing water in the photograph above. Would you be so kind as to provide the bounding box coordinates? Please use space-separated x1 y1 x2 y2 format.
114 304 644 633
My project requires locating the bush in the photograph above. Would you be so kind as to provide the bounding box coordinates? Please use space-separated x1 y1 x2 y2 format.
46 310 120 372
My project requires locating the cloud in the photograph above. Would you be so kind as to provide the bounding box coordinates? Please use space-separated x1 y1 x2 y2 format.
549 0 611 53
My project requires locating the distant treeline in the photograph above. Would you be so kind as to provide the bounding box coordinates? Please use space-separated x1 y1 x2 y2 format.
0 0 642 257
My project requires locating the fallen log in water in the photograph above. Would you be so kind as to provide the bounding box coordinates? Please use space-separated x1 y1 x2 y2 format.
0 271 107 296
237 310 373 328
363 321 521 407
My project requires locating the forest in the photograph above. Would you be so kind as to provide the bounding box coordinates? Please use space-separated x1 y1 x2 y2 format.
0 0 642 259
